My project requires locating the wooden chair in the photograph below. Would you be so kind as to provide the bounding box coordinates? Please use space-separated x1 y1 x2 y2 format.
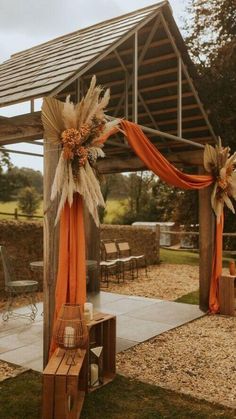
115 240 148 278
0 245 39 321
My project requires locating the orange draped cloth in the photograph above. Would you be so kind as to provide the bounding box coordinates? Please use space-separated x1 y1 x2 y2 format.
121 120 222 313
209 213 224 313
121 120 213 189
50 194 86 356
51 119 222 357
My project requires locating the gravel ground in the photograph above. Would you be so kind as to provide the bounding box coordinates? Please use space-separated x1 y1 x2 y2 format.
0 361 27 382
102 264 229 301
105 263 236 409
116 314 236 409
101 264 200 300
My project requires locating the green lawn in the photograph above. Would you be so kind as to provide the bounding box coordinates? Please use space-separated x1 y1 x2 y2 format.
0 201 43 220
0 371 235 419
160 247 232 269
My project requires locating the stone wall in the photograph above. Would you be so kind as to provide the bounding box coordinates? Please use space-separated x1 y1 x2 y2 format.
101 224 160 266
0 221 160 291
0 221 43 291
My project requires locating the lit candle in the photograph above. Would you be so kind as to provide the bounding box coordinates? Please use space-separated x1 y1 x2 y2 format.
64 326 75 348
84 302 93 320
90 363 99 386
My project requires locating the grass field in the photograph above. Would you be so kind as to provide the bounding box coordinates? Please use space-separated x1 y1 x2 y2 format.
0 201 43 220
160 247 232 268
1 371 235 419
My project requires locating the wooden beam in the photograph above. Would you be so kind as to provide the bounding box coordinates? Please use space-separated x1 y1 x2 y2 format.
43 141 61 366
83 53 176 79
198 168 215 311
0 111 43 145
97 149 204 173
108 91 193 109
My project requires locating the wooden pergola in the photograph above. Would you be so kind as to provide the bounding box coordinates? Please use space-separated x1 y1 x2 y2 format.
0 1 217 363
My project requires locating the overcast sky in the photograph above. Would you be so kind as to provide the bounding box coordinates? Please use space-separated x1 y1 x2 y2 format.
0 0 187 171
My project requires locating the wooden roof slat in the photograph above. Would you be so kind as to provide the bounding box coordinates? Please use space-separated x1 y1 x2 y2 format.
0 10 157 75
8 8 157 63
0 33 171 87
0 4 162 106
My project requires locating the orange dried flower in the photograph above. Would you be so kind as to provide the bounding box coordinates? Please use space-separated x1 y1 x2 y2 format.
61 128 82 160
76 146 88 166
79 124 90 139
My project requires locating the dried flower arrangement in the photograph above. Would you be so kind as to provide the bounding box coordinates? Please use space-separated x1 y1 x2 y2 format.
204 144 236 221
42 76 119 225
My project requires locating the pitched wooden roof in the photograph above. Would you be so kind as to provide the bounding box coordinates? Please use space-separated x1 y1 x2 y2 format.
0 1 166 107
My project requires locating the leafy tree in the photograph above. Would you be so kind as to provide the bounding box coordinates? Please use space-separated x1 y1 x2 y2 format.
183 0 236 243
0 149 11 173
17 187 41 217
184 0 236 149
0 166 43 202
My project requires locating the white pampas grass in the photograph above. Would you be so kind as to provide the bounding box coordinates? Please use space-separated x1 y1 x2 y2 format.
62 96 77 129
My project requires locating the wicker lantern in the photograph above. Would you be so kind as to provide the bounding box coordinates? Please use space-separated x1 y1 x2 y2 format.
54 304 88 364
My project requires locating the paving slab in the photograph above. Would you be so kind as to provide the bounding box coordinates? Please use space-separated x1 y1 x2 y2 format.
0 292 205 372
127 300 204 327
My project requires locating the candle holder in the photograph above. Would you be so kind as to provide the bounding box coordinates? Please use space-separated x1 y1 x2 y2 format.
54 304 88 365
89 346 103 387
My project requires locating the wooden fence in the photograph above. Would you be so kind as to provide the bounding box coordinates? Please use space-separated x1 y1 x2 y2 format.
0 208 43 220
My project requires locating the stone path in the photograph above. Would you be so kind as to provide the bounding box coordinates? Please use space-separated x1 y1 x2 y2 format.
0 292 204 371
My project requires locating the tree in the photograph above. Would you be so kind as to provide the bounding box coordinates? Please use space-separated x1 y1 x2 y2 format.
18 187 41 217
0 149 11 173
183 0 236 244
184 0 236 149
0 166 43 202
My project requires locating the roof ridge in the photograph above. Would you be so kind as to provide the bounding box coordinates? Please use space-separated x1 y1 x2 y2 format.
10 1 167 58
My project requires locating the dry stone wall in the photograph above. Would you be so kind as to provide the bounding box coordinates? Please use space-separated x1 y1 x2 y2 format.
101 224 160 266
0 221 43 291
0 221 160 291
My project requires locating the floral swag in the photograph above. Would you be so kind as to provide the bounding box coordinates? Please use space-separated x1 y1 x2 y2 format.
42 76 236 226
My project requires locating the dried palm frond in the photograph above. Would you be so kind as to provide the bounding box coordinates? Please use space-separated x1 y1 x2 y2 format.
42 97 65 144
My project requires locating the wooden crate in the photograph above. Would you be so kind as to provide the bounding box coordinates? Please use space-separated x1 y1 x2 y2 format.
43 349 86 419
84 312 116 393
219 275 236 316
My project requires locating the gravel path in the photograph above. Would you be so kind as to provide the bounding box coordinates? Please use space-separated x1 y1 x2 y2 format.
103 263 236 409
0 361 27 382
102 264 200 300
117 315 236 409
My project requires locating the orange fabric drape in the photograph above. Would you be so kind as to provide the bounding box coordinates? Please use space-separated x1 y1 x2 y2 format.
121 120 214 189
121 120 222 313
51 119 222 357
209 213 224 313
50 194 86 356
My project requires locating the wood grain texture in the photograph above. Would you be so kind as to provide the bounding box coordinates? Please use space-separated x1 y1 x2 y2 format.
43 140 60 366
198 169 215 311
219 276 236 316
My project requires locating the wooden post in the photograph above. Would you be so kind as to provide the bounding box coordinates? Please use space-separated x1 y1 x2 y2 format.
198 169 215 311
43 141 60 366
83 206 100 294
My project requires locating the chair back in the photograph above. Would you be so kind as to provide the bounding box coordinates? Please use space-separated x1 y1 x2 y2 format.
116 241 131 257
100 240 118 260
0 245 15 285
